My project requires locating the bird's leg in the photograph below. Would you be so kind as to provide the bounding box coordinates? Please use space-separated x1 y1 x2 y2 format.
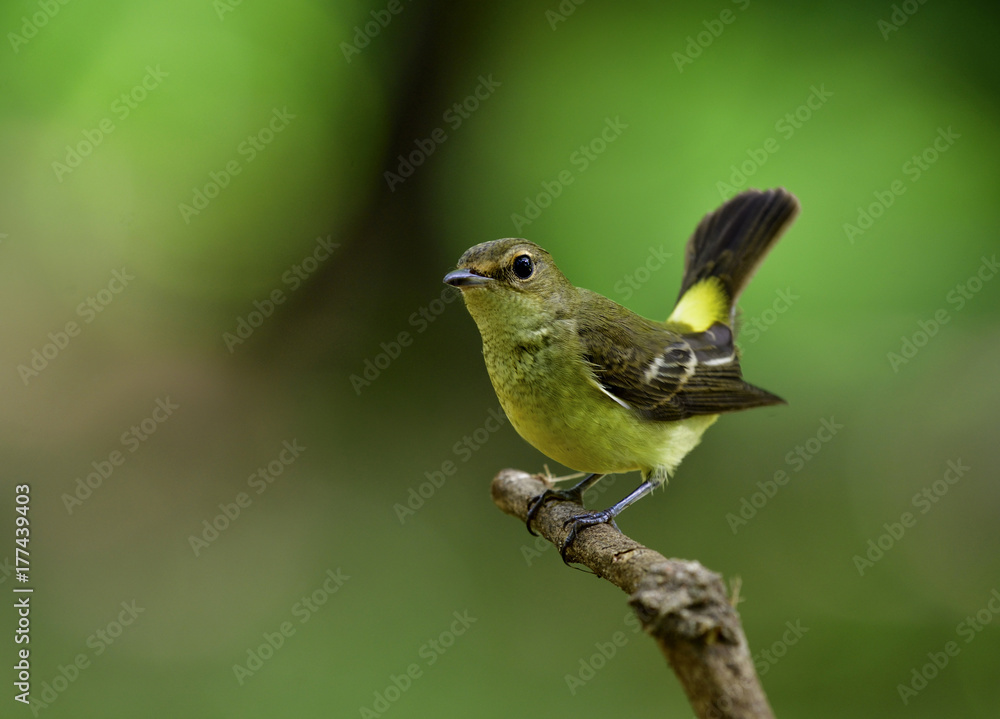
526 473 604 536
559 480 656 564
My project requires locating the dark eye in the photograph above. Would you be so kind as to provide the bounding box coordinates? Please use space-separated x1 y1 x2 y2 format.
512 254 534 279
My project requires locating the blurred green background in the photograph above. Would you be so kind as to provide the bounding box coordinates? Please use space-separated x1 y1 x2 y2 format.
2 0 998 717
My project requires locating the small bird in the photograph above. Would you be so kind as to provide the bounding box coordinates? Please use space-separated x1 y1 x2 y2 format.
444 188 800 561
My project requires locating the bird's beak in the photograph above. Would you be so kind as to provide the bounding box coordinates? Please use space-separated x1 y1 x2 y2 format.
443 269 493 288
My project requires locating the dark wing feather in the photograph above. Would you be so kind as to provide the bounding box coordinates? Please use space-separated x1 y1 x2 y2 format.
576 291 784 422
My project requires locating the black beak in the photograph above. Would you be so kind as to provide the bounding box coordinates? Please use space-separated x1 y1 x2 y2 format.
443 269 493 288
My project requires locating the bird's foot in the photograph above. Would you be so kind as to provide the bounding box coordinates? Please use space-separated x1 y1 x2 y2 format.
525 472 604 536
525 486 586 536
558 510 621 564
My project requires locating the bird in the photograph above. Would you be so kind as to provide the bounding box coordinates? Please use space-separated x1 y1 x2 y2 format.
443 188 800 561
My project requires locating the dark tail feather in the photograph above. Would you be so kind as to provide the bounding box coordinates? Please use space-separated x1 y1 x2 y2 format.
677 188 800 310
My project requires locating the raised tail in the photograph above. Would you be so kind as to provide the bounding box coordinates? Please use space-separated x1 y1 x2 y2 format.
668 188 799 331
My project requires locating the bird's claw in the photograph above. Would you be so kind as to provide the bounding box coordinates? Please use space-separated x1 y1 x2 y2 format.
525 486 585 536
558 511 621 564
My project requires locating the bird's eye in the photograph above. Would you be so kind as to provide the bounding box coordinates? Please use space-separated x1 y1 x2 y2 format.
512 254 534 279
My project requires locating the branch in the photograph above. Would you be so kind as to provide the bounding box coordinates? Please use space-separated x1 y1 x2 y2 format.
491 469 775 719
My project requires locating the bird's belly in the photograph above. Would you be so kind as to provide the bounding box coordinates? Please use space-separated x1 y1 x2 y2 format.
487 345 717 477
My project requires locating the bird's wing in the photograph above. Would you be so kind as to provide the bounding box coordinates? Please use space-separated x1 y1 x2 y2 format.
575 292 783 422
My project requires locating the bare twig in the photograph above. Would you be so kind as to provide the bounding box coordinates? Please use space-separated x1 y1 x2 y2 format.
491 468 775 719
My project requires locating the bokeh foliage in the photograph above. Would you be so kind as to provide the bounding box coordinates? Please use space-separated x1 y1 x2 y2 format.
1 1 998 717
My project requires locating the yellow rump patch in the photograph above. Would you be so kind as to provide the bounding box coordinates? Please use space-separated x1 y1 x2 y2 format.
667 277 730 332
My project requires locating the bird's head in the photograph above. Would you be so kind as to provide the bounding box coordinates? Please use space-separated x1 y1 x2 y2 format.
444 239 574 331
